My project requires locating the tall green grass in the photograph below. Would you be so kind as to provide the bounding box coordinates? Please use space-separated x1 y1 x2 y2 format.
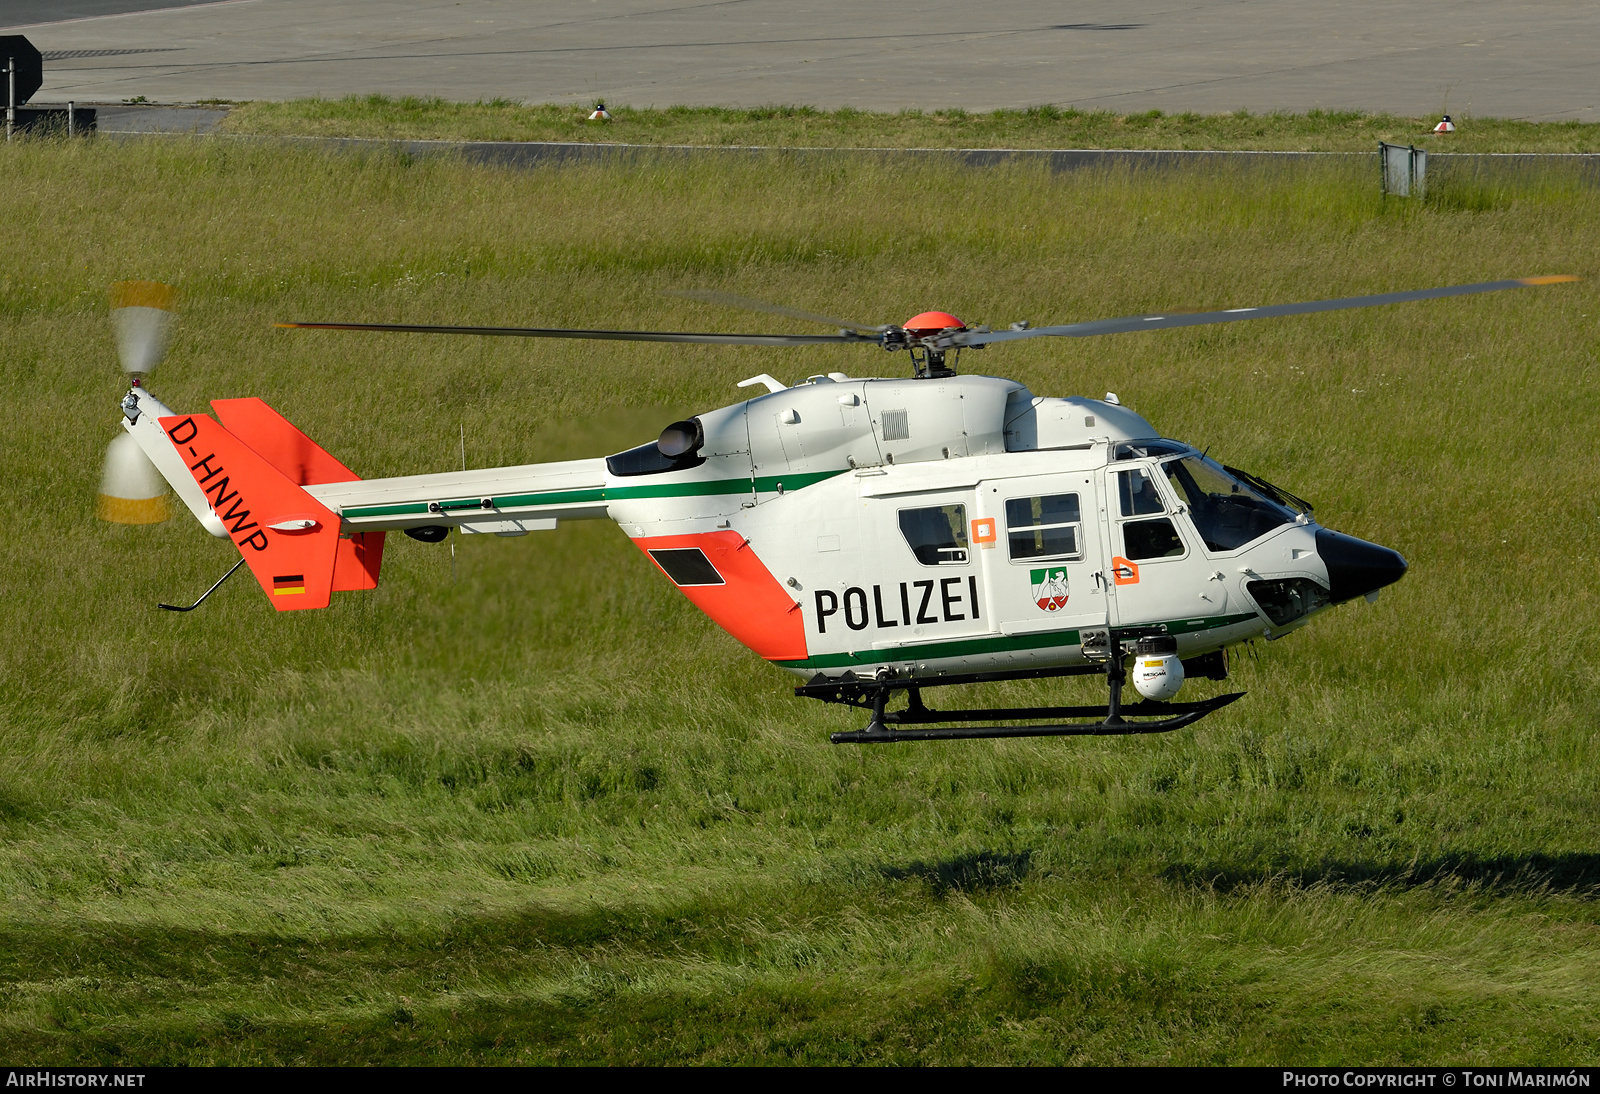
0 137 1597 1063
222 97 1600 153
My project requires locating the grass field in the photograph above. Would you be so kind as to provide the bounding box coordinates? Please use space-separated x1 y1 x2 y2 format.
221 98 1600 154
1 135 1599 1064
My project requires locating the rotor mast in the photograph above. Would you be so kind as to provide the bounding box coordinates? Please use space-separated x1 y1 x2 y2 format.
892 311 974 379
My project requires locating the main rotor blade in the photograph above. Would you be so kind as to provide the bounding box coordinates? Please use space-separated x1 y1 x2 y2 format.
962 275 1580 346
667 289 889 333
276 321 870 346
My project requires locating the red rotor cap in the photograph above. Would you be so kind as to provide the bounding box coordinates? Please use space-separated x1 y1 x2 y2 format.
902 311 964 334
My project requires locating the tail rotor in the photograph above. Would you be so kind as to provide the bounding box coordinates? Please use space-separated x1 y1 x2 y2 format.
97 281 176 525
98 431 169 524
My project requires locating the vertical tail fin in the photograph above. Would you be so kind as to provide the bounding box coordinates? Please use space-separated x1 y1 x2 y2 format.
210 398 384 592
211 398 361 485
161 412 342 610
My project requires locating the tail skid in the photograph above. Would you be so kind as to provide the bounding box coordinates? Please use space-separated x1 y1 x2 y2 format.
159 557 246 612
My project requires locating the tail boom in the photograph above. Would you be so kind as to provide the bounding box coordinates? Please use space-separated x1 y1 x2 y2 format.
304 459 609 534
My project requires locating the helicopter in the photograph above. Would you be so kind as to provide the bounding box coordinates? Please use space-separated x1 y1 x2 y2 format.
98 274 1577 743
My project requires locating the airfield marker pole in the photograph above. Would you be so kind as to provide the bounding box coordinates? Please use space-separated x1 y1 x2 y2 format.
67 101 74 138
6 57 14 142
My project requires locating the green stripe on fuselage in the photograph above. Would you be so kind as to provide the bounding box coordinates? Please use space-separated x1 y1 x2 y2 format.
773 612 1260 670
339 469 846 519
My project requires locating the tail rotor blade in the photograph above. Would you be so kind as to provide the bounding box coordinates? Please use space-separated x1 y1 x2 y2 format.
98 431 169 525
110 280 177 375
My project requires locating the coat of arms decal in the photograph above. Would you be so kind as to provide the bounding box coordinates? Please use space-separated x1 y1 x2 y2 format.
1030 566 1069 612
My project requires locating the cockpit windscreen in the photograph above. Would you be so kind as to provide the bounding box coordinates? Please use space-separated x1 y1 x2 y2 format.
1162 455 1297 552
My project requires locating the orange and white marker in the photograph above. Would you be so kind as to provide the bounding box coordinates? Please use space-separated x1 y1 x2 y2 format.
588 102 611 121
1433 115 1455 133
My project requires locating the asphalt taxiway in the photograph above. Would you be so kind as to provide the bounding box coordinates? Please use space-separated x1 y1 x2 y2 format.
5 1 1596 119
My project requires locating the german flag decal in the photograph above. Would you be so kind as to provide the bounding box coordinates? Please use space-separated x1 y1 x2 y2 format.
272 574 307 596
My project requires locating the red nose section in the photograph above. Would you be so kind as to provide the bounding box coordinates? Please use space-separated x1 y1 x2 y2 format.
902 310 964 334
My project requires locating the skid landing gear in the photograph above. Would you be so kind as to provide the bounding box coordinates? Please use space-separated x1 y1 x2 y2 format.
797 630 1243 744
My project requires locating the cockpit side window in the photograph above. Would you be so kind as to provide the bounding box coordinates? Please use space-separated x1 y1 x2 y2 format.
1117 467 1165 517
898 504 969 566
1122 518 1185 560
1163 454 1295 552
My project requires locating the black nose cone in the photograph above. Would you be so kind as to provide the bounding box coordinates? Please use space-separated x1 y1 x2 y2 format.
1315 528 1408 603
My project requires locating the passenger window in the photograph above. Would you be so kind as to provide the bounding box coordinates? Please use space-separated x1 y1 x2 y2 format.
1005 494 1082 562
1118 467 1165 516
1122 518 1185 560
898 504 968 566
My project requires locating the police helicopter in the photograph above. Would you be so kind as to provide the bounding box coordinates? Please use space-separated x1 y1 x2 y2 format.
98 274 1577 743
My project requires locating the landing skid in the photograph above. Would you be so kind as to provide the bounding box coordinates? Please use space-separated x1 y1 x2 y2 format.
826 693 1243 743
796 629 1244 744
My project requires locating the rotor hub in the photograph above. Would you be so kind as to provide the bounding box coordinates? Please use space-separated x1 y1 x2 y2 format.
901 311 964 336
893 312 967 379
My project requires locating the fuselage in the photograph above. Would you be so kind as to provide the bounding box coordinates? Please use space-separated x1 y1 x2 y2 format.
305 372 1406 683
